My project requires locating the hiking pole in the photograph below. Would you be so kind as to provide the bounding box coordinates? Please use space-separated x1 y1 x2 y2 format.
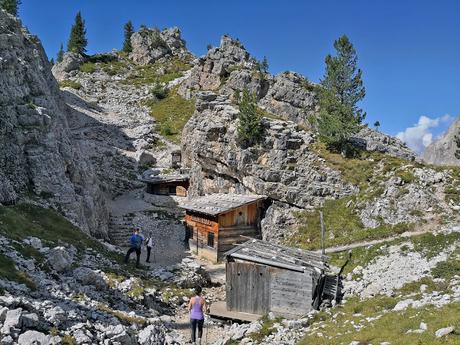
205 315 208 344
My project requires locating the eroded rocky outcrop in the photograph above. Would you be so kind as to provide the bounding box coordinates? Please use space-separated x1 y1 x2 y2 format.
179 35 318 124
51 52 85 81
182 92 357 239
351 126 416 161
0 11 108 236
424 116 460 166
182 92 355 206
130 26 189 65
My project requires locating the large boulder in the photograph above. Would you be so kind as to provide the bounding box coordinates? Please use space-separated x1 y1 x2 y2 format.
47 247 73 272
17 330 61 345
51 52 85 81
73 267 107 290
1 308 23 335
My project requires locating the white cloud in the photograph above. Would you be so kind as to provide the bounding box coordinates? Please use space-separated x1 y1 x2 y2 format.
396 114 453 154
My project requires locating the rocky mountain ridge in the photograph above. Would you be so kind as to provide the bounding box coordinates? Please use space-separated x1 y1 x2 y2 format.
424 116 460 166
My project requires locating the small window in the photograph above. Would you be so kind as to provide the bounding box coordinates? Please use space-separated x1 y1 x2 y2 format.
207 232 215 248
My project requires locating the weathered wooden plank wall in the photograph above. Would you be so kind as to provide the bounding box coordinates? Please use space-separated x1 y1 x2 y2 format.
217 226 259 259
269 268 312 316
226 262 314 317
226 262 270 315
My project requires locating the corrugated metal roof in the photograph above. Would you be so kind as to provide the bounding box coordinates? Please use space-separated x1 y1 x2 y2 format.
226 238 329 272
180 194 266 216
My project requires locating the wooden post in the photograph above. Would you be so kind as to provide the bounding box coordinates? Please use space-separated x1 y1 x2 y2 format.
320 211 326 256
196 226 199 254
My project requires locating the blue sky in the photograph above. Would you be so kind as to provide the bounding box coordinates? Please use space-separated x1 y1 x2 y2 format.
20 0 459 153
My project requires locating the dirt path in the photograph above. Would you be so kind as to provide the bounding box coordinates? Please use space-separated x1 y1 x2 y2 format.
317 226 438 255
113 189 188 268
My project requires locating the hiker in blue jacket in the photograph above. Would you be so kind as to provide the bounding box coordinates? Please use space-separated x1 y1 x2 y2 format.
124 229 144 267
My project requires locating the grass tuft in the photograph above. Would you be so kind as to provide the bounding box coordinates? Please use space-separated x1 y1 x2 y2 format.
145 89 195 143
0 204 123 262
0 253 36 290
290 196 413 250
249 315 283 342
59 80 81 90
79 62 96 73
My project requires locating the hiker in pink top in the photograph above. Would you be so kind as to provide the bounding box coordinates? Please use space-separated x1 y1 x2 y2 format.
188 286 207 345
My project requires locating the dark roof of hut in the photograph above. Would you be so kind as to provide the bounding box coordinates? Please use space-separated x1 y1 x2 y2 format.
179 194 266 216
225 238 329 272
140 173 189 185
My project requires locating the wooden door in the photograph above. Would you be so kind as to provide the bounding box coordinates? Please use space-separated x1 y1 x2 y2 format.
226 262 270 315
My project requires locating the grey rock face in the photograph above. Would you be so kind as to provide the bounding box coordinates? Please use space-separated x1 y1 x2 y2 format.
258 71 318 124
351 127 417 161
130 26 188 65
180 35 251 93
51 52 84 81
359 167 450 228
138 324 166 345
260 202 301 242
182 92 355 241
424 116 460 166
0 12 109 236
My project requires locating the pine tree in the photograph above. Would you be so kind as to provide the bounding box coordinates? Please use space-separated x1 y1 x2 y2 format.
56 43 64 63
260 56 269 73
67 11 87 55
317 35 366 152
237 89 263 146
374 120 381 131
123 20 134 53
49 58 55 65
0 0 21 16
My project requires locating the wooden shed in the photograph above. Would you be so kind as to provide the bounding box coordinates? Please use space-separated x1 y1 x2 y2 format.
180 194 267 262
224 239 329 318
141 174 189 197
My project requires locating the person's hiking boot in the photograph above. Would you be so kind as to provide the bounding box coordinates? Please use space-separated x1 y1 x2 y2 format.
197 338 202 345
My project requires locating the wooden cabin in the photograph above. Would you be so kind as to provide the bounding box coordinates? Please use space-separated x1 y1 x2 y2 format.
141 174 189 197
180 194 267 262
224 239 330 318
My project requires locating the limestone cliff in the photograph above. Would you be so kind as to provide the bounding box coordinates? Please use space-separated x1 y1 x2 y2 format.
0 11 108 236
424 116 460 166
